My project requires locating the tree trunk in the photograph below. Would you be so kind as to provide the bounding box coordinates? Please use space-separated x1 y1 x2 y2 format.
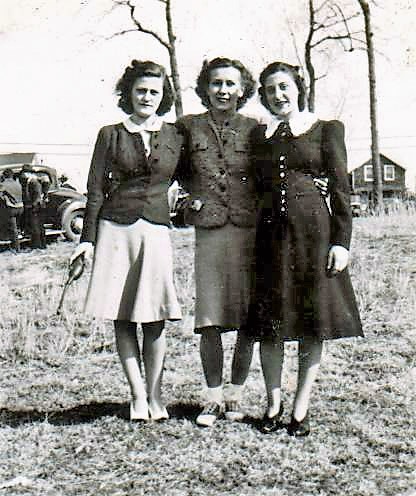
165 0 183 117
305 0 316 112
358 0 382 209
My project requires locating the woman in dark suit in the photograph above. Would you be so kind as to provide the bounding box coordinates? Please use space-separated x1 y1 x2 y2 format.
70 60 183 422
175 58 258 426
246 62 363 436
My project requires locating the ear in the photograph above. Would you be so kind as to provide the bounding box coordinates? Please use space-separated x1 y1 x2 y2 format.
237 87 244 98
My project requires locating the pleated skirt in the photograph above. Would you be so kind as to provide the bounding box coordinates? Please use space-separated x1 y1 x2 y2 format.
84 217 182 323
194 223 256 332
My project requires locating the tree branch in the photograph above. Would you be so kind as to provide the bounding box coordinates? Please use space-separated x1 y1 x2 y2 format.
315 0 331 14
315 12 360 31
310 33 364 49
113 0 171 49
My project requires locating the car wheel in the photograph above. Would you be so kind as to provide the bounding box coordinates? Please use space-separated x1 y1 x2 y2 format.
61 208 84 241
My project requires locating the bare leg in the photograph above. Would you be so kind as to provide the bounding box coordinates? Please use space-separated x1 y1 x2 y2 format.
114 320 148 416
142 320 167 419
260 338 284 418
292 336 323 421
200 327 224 389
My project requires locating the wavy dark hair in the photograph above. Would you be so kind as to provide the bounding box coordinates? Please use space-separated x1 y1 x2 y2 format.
258 62 307 113
116 60 174 116
195 57 255 110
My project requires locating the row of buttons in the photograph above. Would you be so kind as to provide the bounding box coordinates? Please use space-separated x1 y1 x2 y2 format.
278 154 287 214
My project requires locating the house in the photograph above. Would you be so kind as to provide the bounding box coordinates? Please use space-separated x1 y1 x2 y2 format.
349 153 406 205
0 152 40 166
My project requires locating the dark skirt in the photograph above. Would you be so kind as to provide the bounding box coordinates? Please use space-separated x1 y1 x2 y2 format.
246 171 363 342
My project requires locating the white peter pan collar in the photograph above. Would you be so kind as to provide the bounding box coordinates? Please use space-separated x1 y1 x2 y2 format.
265 111 318 139
123 115 164 156
123 115 163 133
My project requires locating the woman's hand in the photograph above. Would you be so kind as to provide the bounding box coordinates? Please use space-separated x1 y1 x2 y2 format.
326 245 349 276
70 241 94 265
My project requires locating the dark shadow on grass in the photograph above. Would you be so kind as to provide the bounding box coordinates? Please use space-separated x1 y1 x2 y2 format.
165 401 201 421
1 402 266 430
166 402 263 430
0 402 128 427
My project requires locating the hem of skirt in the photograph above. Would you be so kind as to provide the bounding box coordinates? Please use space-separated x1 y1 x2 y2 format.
83 309 182 324
194 325 240 335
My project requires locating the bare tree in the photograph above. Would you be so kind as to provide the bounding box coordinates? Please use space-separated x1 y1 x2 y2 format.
357 0 382 208
112 0 183 117
301 0 363 111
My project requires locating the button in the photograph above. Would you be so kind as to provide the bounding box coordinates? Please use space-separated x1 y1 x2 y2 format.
219 169 226 175
281 198 286 203
279 155 285 161
281 207 286 212
218 153 223 159
281 190 286 195
154 143 159 149
222 139 228 145
224 121 229 127
220 185 226 192
280 164 284 169
241 176 247 181
280 172 285 178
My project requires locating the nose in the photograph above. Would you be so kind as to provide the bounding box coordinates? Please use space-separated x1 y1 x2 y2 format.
142 90 152 101
218 82 227 94
273 87 283 99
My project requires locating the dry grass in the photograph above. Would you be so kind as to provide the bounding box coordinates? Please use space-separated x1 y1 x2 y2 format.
0 216 415 496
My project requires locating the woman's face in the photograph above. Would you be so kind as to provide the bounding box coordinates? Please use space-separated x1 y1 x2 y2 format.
130 76 164 121
263 70 299 119
206 66 244 112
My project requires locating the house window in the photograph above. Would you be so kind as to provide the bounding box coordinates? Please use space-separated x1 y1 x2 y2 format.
364 165 373 182
384 164 395 181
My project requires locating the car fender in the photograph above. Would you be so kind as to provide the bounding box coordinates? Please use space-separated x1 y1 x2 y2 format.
57 199 86 219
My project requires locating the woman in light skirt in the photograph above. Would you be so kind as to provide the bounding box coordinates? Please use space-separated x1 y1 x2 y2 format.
70 60 183 422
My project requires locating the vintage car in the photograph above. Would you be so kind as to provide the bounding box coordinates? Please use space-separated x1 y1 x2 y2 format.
0 164 86 245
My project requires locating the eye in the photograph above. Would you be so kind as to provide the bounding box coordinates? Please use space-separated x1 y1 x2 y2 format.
279 83 288 90
150 89 159 96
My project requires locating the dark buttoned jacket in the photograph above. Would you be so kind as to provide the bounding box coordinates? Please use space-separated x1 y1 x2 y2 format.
80 122 183 244
175 112 258 228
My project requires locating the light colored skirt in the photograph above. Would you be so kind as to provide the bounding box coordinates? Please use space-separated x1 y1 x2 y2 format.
84 218 182 323
194 224 256 332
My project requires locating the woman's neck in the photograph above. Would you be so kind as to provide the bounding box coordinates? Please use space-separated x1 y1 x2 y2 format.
130 113 156 126
209 108 236 124
277 109 301 123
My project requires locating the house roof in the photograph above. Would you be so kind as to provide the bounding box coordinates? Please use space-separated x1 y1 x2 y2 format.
0 152 38 166
348 152 406 172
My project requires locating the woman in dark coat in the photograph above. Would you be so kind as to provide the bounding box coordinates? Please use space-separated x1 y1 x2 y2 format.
246 62 363 436
70 60 182 422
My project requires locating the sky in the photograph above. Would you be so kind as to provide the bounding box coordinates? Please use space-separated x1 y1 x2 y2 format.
0 0 415 189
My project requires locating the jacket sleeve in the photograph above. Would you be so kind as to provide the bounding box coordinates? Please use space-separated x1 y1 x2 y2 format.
322 120 352 249
80 127 110 244
172 117 192 189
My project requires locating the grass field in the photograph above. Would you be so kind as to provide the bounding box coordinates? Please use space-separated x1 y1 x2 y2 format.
1 211 415 496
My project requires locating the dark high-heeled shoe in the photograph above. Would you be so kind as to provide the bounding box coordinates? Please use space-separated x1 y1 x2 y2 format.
259 403 284 434
287 412 310 437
